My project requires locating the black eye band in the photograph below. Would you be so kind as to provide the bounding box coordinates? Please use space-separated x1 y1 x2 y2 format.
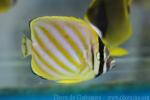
95 37 104 78
91 46 95 70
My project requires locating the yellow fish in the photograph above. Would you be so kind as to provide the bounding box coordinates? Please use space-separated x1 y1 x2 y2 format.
22 16 115 84
85 0 132 56
0 0 16 12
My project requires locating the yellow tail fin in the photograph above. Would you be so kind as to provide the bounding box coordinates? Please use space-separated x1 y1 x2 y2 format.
21 35 32 57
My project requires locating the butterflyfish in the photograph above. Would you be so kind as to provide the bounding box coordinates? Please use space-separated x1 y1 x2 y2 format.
0 0 17 13
85 0 132 56
22 16 115 84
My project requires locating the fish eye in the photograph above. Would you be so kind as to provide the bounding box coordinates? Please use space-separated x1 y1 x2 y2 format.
96 52 100 60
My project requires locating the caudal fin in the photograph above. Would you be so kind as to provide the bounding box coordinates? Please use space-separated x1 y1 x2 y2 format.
21 35 32 57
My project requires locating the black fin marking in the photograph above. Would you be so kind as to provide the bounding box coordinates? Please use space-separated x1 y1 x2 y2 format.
86 0 108 37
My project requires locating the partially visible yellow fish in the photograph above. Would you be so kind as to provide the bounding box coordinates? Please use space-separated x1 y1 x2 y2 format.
22 16 115 84
85 0 132 56
0 0 17 12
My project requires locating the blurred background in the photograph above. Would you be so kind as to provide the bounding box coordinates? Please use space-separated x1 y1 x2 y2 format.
0 0 150 95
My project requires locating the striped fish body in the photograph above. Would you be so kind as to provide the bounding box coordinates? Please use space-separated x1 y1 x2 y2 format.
22 16 114 84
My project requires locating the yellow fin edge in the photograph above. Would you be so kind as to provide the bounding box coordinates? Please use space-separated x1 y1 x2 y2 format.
109 47 128 57
57 79 83 84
